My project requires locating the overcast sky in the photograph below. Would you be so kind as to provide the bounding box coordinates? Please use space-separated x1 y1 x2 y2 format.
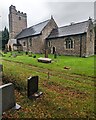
0 0 95 31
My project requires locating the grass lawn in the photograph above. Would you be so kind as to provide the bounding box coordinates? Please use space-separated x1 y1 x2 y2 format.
1 51 95 119
2 51 95 77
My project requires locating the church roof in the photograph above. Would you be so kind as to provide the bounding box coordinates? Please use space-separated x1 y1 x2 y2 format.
47 20 89 39
16 19 50 39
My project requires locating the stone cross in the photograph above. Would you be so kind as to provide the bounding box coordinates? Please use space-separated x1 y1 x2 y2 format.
45 49 48 58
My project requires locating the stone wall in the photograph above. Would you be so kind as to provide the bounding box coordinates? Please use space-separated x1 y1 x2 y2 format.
9 5 27 39
47 34 87 57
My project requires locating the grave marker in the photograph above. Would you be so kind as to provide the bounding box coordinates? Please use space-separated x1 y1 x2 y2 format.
0 65 3 85
0 64 3 72
12 53 17 58
27 76 43 98
0 85 2 119
0 83 21 114
38 57 52 63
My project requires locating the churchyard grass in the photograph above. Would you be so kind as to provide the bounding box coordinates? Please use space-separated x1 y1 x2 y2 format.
2 51 95 77
2 51 95 118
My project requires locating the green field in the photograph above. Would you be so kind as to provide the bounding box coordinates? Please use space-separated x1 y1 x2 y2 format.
1 52 96 119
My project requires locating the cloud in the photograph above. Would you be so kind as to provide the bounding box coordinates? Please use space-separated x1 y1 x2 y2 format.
0 0 94 31
46 2 94 26
94 1 96 20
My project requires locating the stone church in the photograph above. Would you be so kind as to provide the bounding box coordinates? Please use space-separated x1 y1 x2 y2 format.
8 5 95 57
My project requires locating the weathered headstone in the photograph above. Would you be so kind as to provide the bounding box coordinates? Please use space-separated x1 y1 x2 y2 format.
12 53 17 58
0 64 3 72
0 83 21 114
0 85 2 119
0 64 3 85
27 76 43 98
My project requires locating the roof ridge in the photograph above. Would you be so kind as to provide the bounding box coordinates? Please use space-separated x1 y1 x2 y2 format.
20 19 50 31
30 19 50 28
58 20 88 29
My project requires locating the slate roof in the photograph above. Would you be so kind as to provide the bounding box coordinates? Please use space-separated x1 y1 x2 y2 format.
47 20 89 39
16 19 50 39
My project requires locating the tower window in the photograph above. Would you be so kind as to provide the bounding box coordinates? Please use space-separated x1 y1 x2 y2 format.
19 16 21 20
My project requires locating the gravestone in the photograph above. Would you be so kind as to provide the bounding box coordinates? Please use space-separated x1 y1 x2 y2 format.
0 85 2 119
0 64 3 85
0 83 21 114
0 64 3 72
12 53 17 58
27 76 43 98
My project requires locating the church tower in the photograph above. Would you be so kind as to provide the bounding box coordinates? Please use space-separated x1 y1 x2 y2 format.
9 5 27 39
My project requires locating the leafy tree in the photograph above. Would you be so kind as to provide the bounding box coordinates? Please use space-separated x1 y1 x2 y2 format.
2 27 9 50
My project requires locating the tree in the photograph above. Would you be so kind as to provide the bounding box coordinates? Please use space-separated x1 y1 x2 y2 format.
2 27 9 50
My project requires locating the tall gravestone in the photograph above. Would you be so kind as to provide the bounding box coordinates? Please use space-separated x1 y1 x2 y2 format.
27 76 38 98
0 64 3 72
0 85 2 119
1 83 16 113
0 64 3 86
0 65 2 119
27 76 42 98
0 83 21 115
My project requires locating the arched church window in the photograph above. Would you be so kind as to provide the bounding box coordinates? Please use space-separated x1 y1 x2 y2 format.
64 37 74 49
48 41 51 47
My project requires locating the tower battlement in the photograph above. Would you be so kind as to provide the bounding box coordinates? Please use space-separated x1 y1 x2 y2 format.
9 5 27 17
17 11 27 17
